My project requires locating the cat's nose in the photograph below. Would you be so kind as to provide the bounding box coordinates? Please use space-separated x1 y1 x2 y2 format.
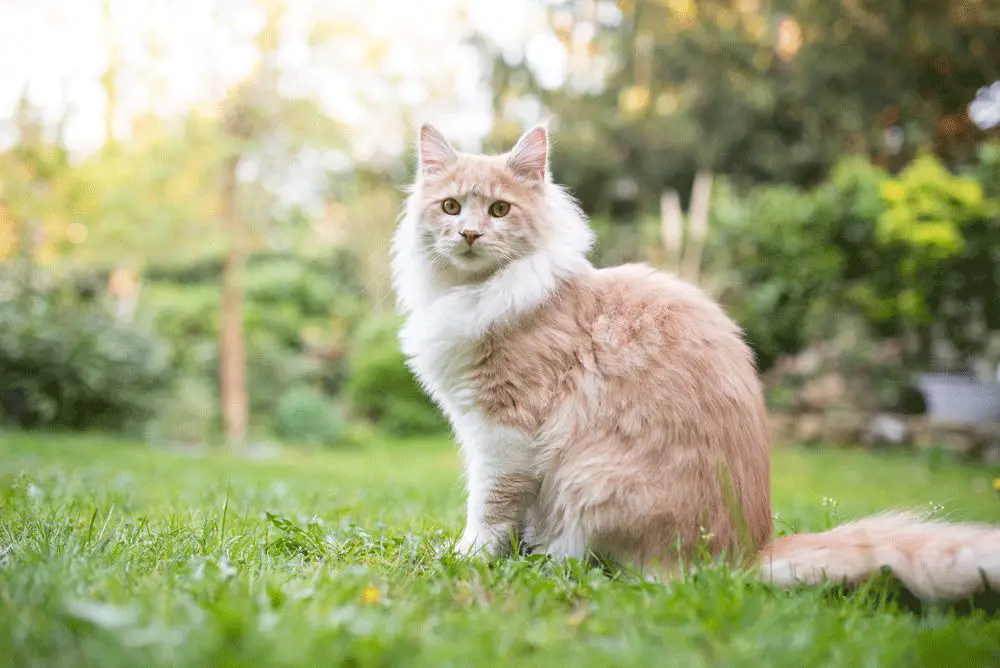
459 230 483 246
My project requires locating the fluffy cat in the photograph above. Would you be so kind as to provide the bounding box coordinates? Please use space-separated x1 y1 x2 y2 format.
391 123 1000 600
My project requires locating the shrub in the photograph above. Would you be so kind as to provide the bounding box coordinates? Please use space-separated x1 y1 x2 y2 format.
270 386 345 447
144 375 219 445
140 253 365 418
708 179 846 371
708 150 1000 375
343 314 447 436
0 294 172 431
861 153 1000 368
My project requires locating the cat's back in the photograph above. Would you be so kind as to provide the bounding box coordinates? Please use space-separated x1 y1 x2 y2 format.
580 263 754 376
476 262 764 434
587 262 743 339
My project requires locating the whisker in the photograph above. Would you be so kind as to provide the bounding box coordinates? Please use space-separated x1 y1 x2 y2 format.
370 285 396 312
359 267 389 296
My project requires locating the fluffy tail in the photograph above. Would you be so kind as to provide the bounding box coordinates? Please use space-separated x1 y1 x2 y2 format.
759 512 1000 601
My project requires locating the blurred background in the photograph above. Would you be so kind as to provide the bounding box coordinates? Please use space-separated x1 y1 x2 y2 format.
1 0 999 459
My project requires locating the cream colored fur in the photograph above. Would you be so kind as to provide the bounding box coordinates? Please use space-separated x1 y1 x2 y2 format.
761 512 1000 600
391 123 1000 601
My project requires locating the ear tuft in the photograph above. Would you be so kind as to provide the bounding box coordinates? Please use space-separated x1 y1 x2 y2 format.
506 126 548 184
418 124 457 175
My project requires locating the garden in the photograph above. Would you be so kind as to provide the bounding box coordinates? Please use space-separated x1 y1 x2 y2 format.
2 0 1000 665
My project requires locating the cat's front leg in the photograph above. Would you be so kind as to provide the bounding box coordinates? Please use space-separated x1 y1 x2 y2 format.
454 419 539 559
457 469 538 558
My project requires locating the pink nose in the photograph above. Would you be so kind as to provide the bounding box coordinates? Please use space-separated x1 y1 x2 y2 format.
460 230 483 245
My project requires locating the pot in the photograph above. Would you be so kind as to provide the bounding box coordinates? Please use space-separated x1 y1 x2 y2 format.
918 373 1000 424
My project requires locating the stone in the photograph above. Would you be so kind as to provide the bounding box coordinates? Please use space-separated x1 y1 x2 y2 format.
919 421 983 458
795 413 825 443
823 411 866 446
769 413 797 443
862 413 910 446
975 422 1000 464
973 421 1000 443
909 417 934 448
981 442 1000 466
799 373 847 411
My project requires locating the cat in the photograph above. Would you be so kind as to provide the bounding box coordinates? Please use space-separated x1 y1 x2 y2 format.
390 123 1000 600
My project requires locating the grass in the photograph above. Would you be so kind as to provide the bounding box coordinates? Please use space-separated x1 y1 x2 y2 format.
1 433 999 668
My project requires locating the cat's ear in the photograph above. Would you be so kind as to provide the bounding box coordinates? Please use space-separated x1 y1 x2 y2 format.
506 125 548 184
418 124 457 175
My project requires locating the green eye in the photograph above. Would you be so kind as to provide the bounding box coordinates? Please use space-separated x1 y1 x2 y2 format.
489 201 510 217
442 198 461 215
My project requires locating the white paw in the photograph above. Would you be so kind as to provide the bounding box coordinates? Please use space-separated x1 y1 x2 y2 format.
540 529 589 560
455 527 507 560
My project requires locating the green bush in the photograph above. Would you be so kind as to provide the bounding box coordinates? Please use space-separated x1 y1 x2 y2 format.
708 149 1000 374
140 252 366 421
0 294 172 431
144 375 219 445
861 153 1000 365
140 282 218 374
708 179 846 371
344 314 446 436
271 386 345 447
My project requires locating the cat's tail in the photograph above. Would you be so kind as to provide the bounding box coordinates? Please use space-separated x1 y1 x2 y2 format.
757 511 1000 600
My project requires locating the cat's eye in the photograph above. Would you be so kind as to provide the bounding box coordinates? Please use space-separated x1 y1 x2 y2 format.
489 201 510 218
441 198 461 215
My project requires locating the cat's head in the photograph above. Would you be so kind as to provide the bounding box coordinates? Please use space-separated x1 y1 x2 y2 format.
408 124 570 277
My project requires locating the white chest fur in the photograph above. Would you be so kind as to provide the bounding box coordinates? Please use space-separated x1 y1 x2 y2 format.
396 240 591 438
399 289 538 460
399 311 480 420
400 308 538 560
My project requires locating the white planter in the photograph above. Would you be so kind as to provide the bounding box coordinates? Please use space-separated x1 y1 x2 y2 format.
918 373 1000 424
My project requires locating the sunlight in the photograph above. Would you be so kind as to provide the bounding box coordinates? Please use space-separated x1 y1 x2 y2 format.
0 0 547 157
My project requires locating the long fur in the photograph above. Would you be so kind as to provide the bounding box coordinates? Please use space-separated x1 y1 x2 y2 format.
760 512 1000 600
392 123 1000 601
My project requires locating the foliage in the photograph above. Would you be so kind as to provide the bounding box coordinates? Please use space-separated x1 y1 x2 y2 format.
845 154 1000 366
143 375 221 445
709 179 845 371
709 150 1000 375
0 99 79 264
0 101 232 268
344 315 447 436
877 155 989 258
140 252 366 422
0 292 172 431
973 141 1000 199
588 214 659 269
1 434 999 666
270 386 345 447
480 0 1000 217
4 0 999 439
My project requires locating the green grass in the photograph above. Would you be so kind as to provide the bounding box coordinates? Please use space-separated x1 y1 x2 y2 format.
1 433 999 668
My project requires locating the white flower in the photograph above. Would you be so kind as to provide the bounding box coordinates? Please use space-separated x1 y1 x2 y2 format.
969 81 1000 130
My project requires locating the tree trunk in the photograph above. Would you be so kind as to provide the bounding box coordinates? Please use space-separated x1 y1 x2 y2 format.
660 171 714 285
660 190 683 271
681 170 713 284
219 155 247 449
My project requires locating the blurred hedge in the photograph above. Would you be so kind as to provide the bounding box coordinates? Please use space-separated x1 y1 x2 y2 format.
0 292 172 431
708 145 1000 375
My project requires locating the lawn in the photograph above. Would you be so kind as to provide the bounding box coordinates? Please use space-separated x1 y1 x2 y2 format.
1 433 999 667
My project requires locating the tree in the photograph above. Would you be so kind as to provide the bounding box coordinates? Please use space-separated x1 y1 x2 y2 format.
476 0 1000 217
0 96 75 290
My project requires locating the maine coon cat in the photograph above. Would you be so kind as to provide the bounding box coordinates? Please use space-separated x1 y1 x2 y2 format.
391 123 1000 600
